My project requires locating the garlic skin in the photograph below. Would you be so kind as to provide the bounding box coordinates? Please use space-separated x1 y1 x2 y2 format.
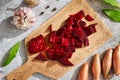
25 0 40 6
13 7 36 30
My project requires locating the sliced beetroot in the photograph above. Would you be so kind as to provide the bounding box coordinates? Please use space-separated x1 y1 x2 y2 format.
66 25 73 33
69 39 75 46
28 38 37 48
78 21 86 29
59 58 73 66
78 31 86 43
54 36 61 44
72 28 83 38
63 27 71 38
88 23 97 32
66 52 73 58
49 24 52 32
49 31 57 43
71 10 85 21
35 52 47 61
85 23 97 36
66 16 74 26
85 14 94 21
70 45 76 52
36 35 47 51
28 38 40 54
74 39 82 48
29 46 40 54
84 37 89 46
46 47 55 60
62 38 69 47
56 27 64 36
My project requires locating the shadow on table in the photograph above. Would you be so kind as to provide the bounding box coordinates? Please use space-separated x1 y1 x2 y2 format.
0 16 26 39
32 72 51 80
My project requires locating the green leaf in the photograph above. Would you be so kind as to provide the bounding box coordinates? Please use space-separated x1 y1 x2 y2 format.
2 41 21 67
103 0 120 8
103 9 120 22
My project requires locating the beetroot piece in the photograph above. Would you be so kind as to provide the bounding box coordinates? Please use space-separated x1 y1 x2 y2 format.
85 14 94 21
72 10 85 21
62 38 69 46
63 27 71 38
36 35 47 51
84 37 89 46
49 24 52 32
49 31 57 43
28 35 46 54
59 58 73 66
28 38 40 54
78 21 86 30
35 53 47 61
85 23 97 36
66 16 74 26
46 47 55 60
74 39 82 48
72 28 83 38
69 39 75 46
66 25 73 33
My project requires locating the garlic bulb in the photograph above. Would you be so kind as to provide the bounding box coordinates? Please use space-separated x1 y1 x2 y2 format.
13 7 36 30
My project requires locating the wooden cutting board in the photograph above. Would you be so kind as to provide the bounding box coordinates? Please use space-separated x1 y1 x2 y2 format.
7 0 112 80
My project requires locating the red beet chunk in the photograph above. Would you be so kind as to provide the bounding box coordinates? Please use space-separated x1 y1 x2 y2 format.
85 14 94 21
71 10 85 21
78 31 86 43
74 39 82 48
66 52 73 58
49 31 57 43
70 45 76 52
35 53 47 61
54 36 62 44
49 24 52 32
66 16 74 26
72 28 83 38
63 27 71 38
36 35 47 51
88 23 97 32
28 38 37 48
84 37 89 46
28 38 40 54
46 47 56 60
29 46 40 54
66 25 73 33
56 27 64 36
78 21 86 30
85 23 97 36
59 58 73 66
69 39 75 46
62 38 69 46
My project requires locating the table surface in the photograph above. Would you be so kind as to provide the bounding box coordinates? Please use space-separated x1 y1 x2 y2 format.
0 0 120 80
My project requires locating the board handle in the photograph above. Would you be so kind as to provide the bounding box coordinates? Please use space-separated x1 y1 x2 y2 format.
6 61 36 80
